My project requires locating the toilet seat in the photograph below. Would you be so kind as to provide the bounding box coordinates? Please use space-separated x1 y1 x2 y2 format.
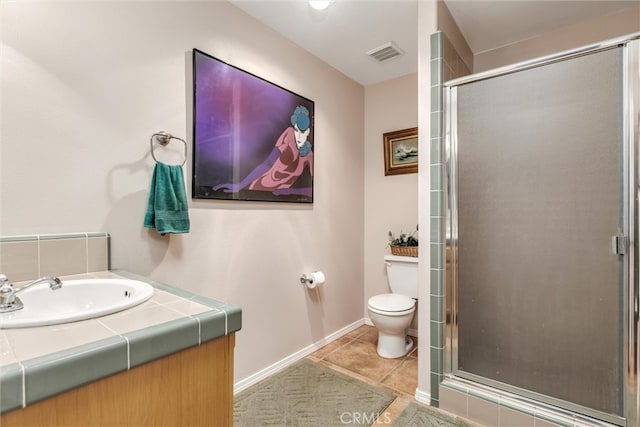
368 294 415 316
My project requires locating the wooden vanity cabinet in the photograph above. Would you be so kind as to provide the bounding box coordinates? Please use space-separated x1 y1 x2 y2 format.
1 334 235 427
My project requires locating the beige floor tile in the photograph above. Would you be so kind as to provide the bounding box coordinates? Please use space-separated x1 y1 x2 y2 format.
324 337 403 382
357 326 379 344
345 324 376 340
381 357 418 395
310 336 353 360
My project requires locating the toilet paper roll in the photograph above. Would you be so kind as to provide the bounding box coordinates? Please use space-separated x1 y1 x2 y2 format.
306 271 325 289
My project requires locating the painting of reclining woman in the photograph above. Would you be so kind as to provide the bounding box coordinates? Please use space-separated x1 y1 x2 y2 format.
192 49 314 203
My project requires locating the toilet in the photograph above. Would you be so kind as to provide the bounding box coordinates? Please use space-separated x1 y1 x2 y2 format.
368 254 418 359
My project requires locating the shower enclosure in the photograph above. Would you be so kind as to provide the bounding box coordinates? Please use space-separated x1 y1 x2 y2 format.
444 35 639 426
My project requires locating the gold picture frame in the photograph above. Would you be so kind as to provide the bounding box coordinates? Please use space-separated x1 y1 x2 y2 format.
383 127 418 176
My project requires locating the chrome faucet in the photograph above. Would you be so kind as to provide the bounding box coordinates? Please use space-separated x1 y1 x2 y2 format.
0 274 62 313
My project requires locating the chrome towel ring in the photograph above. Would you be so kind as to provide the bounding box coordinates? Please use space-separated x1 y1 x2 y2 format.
150 131 187 166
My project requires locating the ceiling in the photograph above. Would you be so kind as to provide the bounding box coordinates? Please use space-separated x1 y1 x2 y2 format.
230 0 637 86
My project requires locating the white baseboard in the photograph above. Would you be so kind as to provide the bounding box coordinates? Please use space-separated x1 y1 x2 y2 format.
414 387 431 405
234 318 366 395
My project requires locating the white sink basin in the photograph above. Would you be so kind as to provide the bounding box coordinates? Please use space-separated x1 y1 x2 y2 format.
0 278 154 329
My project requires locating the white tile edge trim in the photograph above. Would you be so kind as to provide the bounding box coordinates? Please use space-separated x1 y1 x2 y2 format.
19 361 26 408
233 318 365 395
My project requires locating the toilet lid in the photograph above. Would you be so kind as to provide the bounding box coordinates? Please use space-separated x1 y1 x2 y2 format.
368 294 414 312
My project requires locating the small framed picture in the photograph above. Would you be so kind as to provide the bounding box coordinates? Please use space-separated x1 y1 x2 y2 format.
383 127 418 176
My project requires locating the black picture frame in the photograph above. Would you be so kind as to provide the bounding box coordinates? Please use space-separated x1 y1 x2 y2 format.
192 49 315 203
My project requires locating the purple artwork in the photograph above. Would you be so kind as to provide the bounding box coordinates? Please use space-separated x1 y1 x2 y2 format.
192 49 314 203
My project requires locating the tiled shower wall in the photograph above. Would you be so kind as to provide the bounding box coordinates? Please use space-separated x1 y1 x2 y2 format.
0 233 110 282
429 31 470 406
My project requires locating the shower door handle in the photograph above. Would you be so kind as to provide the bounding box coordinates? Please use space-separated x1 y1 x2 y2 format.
611 235 629 255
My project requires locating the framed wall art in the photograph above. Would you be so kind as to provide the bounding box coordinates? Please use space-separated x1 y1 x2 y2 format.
192 48 315 203
383 127 418 176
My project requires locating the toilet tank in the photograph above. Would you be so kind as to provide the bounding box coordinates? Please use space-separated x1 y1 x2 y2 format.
384 254 418 298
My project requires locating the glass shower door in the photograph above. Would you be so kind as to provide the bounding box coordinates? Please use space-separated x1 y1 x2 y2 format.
451 46 624 419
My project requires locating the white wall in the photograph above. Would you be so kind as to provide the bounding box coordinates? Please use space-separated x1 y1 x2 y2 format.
1 1 365 384
363 74 418 327
474 4 640 72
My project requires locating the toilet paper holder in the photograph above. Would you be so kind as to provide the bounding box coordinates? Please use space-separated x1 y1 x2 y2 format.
300 274 314 285
299 271 325 288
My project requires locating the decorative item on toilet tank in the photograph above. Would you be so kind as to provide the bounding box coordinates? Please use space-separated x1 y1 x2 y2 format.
192 48 315 203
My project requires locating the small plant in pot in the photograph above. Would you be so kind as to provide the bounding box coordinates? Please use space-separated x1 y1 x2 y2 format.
388 225 418 257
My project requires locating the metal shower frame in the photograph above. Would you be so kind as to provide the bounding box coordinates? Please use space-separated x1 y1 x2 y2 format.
442 34 640 426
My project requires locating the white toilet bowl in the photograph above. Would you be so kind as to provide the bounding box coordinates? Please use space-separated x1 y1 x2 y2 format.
367 293 415 358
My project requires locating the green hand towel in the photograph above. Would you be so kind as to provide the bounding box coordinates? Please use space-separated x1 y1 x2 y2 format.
144 162 190 235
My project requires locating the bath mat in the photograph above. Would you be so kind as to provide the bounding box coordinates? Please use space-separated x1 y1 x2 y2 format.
234 359 396 426
393 402 476 427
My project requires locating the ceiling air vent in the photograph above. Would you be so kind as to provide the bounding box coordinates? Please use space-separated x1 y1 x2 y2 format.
366 41 404 62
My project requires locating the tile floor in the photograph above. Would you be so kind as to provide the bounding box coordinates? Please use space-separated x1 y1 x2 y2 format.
306 324 423 424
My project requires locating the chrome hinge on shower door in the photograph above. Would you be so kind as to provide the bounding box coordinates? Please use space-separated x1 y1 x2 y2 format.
612 235 629 255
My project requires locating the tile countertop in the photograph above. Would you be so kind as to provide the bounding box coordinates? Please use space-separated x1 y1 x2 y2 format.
0 270 242 414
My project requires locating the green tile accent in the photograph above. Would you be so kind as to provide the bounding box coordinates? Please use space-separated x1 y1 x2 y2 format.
85 232 109 238
430 58 443 87
23 336 127 406
106 234 111 270
196 309 226 342
430 191 443 218
430 269 442 294
430 346 443 375
430 29 475 398
431 190 444 216
126 317 200 368
430 111 443 139
430 295 443 325
430 243 443 270
0 363 23 413
430 217 442 243
430 320 443 348
430 32 442 60
431 84 443 113
191 294 234 311
225 304 243 334
430 164 442 191
431 372 442 403
430 132 442 163
430 28 446 392
0 235 38 242
38 233 88 241
0 233 106 243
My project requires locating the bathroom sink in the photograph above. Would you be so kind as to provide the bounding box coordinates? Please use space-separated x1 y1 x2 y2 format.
0 278 154 329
